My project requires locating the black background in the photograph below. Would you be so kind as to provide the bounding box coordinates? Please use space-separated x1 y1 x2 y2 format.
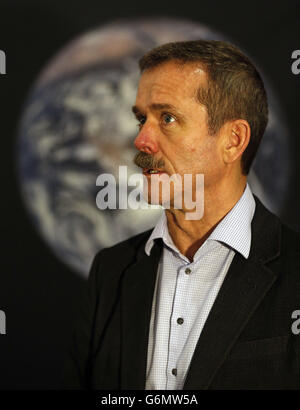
0 0 299 389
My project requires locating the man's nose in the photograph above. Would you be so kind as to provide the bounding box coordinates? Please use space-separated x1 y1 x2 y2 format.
134 130 159 154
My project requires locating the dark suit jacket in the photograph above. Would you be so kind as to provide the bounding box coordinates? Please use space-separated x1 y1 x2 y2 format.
62 195 300 389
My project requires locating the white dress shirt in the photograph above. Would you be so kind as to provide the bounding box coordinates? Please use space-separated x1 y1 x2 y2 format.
145 183 256 390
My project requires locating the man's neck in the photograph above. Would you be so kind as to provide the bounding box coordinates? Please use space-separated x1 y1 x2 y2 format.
165 178 247 261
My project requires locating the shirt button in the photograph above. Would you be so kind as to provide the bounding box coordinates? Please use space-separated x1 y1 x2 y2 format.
177 317 184 325
185 268 191 275
172 368 177 376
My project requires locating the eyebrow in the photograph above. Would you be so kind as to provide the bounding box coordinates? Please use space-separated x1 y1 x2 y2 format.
132 103 181 116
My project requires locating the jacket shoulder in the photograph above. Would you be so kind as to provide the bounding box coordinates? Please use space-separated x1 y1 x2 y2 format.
281 222 300 257
96 228 153 259
88 228 154 286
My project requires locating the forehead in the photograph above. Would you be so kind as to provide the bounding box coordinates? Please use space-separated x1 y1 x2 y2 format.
135 61 207 107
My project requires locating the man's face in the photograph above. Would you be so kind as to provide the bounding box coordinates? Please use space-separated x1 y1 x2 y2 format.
133 60 225 207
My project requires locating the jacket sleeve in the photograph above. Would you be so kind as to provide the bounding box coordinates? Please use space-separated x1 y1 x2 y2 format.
61 251 101 389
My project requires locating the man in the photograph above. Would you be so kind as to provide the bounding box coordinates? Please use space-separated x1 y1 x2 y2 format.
63 40 300 389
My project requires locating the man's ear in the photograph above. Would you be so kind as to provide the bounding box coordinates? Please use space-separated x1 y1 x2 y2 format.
222 119 251 165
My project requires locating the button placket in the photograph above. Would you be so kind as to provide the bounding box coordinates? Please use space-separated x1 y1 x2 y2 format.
167 265 189 386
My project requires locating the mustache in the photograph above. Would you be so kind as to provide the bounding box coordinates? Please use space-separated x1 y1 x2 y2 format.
133 152 165 169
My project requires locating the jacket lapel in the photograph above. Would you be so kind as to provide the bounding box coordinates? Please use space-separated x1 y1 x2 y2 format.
183 254 278 389
183 196 282 389
120 238 162 389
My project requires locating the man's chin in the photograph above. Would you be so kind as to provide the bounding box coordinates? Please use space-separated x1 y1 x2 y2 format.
143 194 163 207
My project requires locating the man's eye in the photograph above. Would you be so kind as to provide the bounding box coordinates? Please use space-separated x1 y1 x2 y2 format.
137 116 146 128
162 113 175 124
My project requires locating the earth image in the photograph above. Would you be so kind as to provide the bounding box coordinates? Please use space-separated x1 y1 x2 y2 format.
17 18 291 277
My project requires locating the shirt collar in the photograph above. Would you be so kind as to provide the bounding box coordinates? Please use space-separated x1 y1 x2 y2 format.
145 183 256 259
207 183 255 258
